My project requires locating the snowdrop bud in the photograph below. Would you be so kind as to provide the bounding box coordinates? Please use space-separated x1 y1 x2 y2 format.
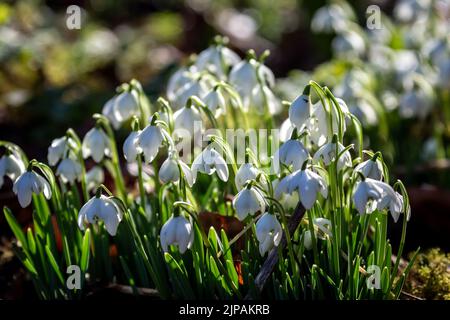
78 194 123 236
102 97 121 130
137 124 164 163
82 128 111 163
235 163 259 190
13 170 52 208
289 85 311 130
233 184 266 220
273 139 309 173
313 141 352 171
285 168 328 209
114 91 139 122
256 212 282 256
173 104 202 138
191 148 229 182
303 230 313 250
123 130 142 163
86 166 104 191
203 88 226 117
48 137 69 166
160 215 194 254
0 153 25 188
354 155 383 180
56 158 82 184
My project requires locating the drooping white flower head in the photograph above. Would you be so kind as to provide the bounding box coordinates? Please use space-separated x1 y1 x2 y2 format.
256 212 282 256
235 163 260 190
399 86 434 119
102 90 140 129
56 158 82 184
352 178 407 222
13 170 52 208
195 44 240 79
173 104 202 138
102 97 122 129
249 85 282 115
160 215 194 254
173 79 209 109
233 184 266 220
0 152 25 188
303 218 332 250
85 166 104 191
272 139 309 174
313 141 352 171
279 118 295 143
47 137 74 166
123 130 142 163
167 66 198 102
308 100 347 147
272 178 299 211
203 88 227 117
82 127 111 163
191 147 229 182
311 3 353 33
137 121 165 164
78 194 123 236
113 91 139 122
332 30 366 59
159 152 194 187
354 156 384 180
278 168 328 210
289 86 311 130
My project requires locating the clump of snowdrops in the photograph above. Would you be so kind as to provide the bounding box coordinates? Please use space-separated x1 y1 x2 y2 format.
1 37 417 300
293 0 450 166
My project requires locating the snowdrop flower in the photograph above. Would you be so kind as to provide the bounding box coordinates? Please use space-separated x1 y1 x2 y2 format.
272 178 299 211
191 147 229 182
173 79 209 109
82 127 111 163
56 158 82 184
352 178 407 222
173 104 202 138
48 137 74 166
256 212 282 256
303 218 332 250
278 168 328 210
203 88 226 117
332 30 366 59
102 97 122 129
78 194 123 236
159 153 194 187
167 66 198 101
0 152 25 188
399 87 433 119
113 91 139 122
313 141 352 171
354 156 384 180
308 101 346 147
160 215 194 254
289 86 311 130
137 122 165 163
233 183 266 220
195 44 240 79
273 139 309 173
123 130 142 163
311 3 353 33
279 118 295 143
235 163 260 190
86 166 104 191
249 85 282 115
13 170 52 208
229 56 275 104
